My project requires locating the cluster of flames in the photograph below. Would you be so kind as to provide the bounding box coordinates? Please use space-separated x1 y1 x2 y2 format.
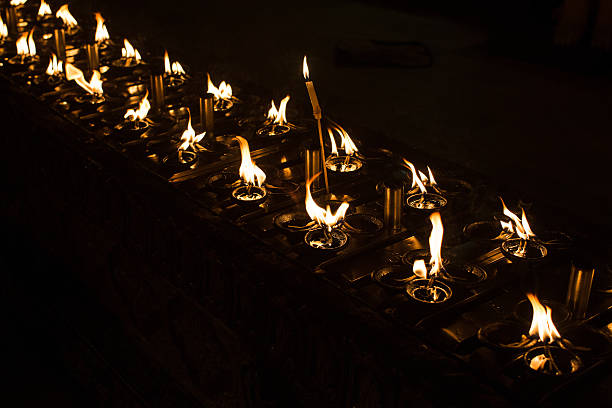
327 120 358 157
56 4 78 29
94 12 109 43
207 73 233 102
125 91 150 122
403 159 438 195
65 63 103 95
46 53 63 76
16 28 36 57
164 50 185 76
178 110 205 154
38 0 52 17
266 95 290 126
305 173 349 232
235 136 266 187
498 197 536 242
121 38 141 61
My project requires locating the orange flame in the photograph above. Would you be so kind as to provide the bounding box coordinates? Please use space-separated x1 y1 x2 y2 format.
327 120 358 156
65 63 103 95
46 53 63 76
527 293 561 343
10 0 27 6
266 95 290 125
38 0 52 16
235 136 266 187
0 16 7 39
164 50 185 76
124 91 150 122
413 212 444 278
413 259 428 279
121 38 141 61
328 128 338 156
94 12 109 42
305 173 350 232
402 159 438 194
178 110 205 152
302 55 310 80
16 29 36 57
499 197 536 241
56 4 78 29
207 73 232 101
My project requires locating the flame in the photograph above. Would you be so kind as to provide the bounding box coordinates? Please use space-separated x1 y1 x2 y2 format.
56 4 78 29
235 136 266 187
10 0 27 6
527 293 561 343
327 120 358 156
412 212 444 278
207 73 232 101
328 128 338 156
427 166 437 186
266 95 290 125
164 50 185 76
403 159 427 194
305 173 350 232
121 38 141 61
413 259 428 279
38 0 52 16
499 197 536 241
303 55 309 80
65 63 103 95
164 50 171 74
94 12 109 42
124 91 150 122
0 16 7 39
178 110 206 152
46 53 63 76
16 29 36 57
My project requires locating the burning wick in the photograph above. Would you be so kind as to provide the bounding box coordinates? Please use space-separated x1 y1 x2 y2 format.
177 109 205 165
38 0 52 17
523 293 582 375
232 136 267 202
10 28 38 64
326 119 362 173
0 16 7 41
257 95 292 136
65 63 105 104
163 50 186 87
124 90 151 130
56 4 78 31
46 53 63 77
207 73 234 112
112 38 141 68
94 12 110 44
303 56 329 193
403 159 447 210
498 197 547 260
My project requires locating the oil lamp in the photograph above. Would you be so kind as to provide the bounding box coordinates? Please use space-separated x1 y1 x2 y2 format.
406 212 452 303
94 12 110 46
56 4 79 36
163 50 186 88
175 110 203 167
304 173 350 250
207 73 235 112
123 90 151 132
256 95 292 136
498 197 547 261
403 159 447 210
326 120 363 173
112 38 141 68
232 136 267 204
8 29 38 65
65 63 105 105
45 52 63 84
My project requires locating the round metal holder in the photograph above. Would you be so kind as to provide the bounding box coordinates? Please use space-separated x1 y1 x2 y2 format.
207 171 240 191
523 345 582 376
463 220 505 242
256 123 291 137
478 321 535 350
231 185 267 204
7 54 39 65
406 278 452 304
406 192 447 210
274 212 314 232
214 98 233 112
501 238 547 261
514 298 570 327
111 57 141 68
123 119 150 132
165 74 186 89
74 93 105 105
304 228 349 251
441 262 487 285
265 180 300 195
161 150 198 170
402 249 451 268
343 213 383 235
326 155 363 173
564 326 612 358
47 74 63 86
371 265 414 290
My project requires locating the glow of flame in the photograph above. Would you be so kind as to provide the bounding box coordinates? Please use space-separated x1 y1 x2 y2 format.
56 4 78 29
0 16 7 39
328 128 338 156
121 38 141 60
412 212 444 278
413 259 427 279
164 50 185 76
16 29 36 57
94 12 109 42
427 166 437 186
403 159 427 194
65 63 103 95
46 53 63 75
235 136 266 187
124 91 150 122
499 197 535 241
303 55 309 80
527 293 561 343
207 73 232 101
178 111 206 152
305 173 349 232
38 0 52 16
266 95 290 125
10 0 27 6
164 50 171 74
327 121 358 156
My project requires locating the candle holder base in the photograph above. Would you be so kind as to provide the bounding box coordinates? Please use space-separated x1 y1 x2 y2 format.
406 278 452 303
74 93 105 105
441 262 487 285
478 321 536 350
165 74 186 88
256 123 291 137
524 345 582 376
305 228 349 250
371 265 414 289
207 171 240 191
214 99 234 113
501 238 547 261
7 54 39 65
274 212 314 232
231 185 267 204
111 57 141 68
326 155 363 173
343 213 383 235
406 192 447 210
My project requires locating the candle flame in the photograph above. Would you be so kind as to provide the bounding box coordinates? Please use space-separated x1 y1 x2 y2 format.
235 136 266 187
10 0 27 6
124 91 150 122
207 73 232 101
65 63 103 95
164 50 185 76
413 212 444 278
46 53 63 76
16 29 36 57
178 110 205 152
527 293 561 343
305 173 350 232
56 4 78 29
0 16 7 39
121 38 141 61
327 120 358 156
499 197 536 241
303 55 309 80
94 12 109 42
402 159 438 194
266 95 290 125
38 0 52 16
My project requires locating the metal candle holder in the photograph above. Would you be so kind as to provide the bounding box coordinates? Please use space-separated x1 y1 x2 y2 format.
406 192 447 210
304 227 349 250
326 155 363 173
523 345 582 376
406 278 452 304
256 123 291 137
231 185 267 204
501 238 547 261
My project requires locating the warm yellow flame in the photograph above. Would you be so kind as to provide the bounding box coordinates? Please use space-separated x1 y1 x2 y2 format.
56 4 78 29
10 0 27 6
207 73 233 101
65 63 103 95
328 128 338 156
500 219 514 234
172 61 185 76
412 212 444 278
121 38 141 60
427 166 437 186
164 50 171 74
527 293 561 343
124 91 150 121
403 159 427 194
327 121 358 156
46 53 63 75
164 50 186 76
303 55 309 80
235 136 266 187
178 111 205 152
38 0 52 16
413 259 428 279
16 29 36 56
305 173 350 232
266 95 290 125
500 197 536 241
94 12 109 42
0 16 7 39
